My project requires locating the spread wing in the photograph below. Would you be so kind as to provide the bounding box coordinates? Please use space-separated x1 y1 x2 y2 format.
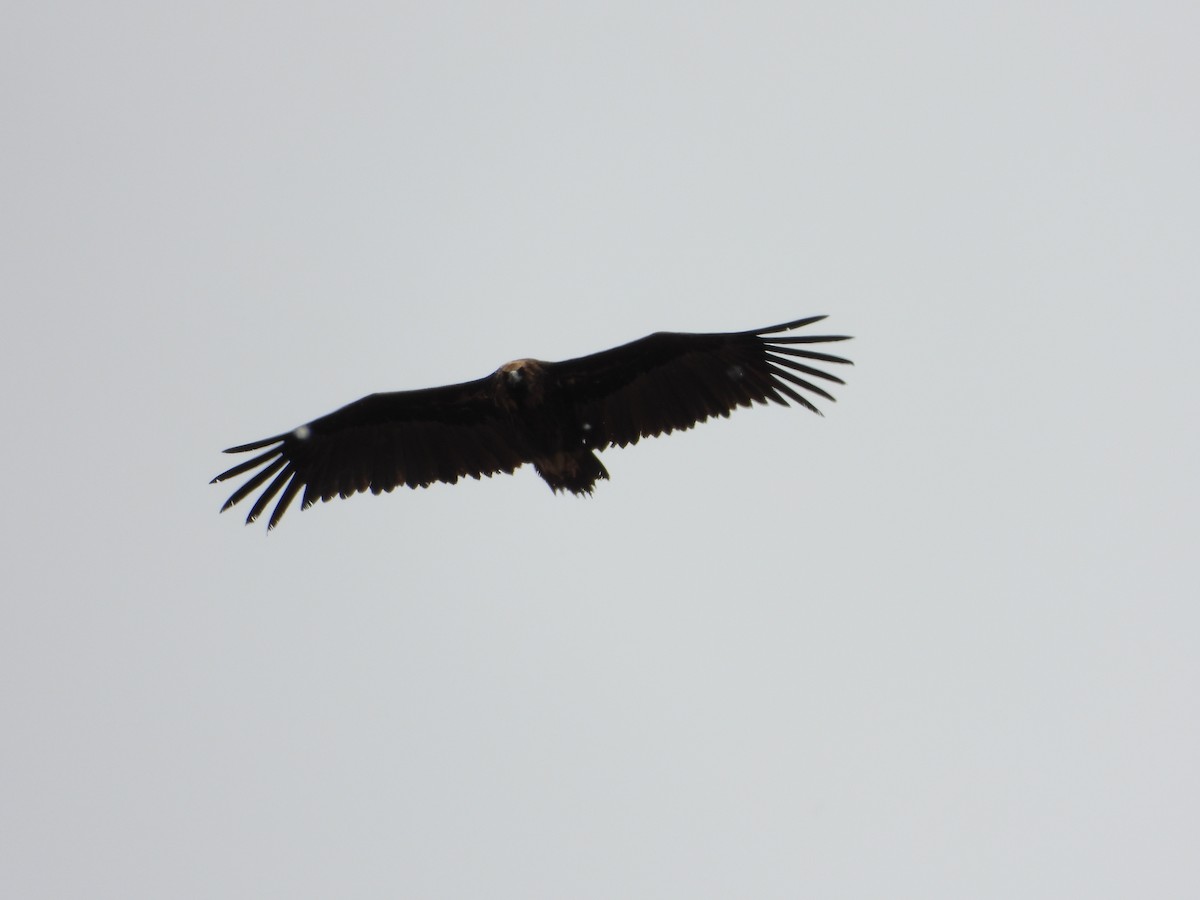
211 378 527 529
547 315 852 448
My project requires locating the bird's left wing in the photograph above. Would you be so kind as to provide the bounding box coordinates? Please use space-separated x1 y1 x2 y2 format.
212 378 528 529
547 315 852 449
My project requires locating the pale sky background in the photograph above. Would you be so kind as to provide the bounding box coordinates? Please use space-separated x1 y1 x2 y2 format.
3 2 1198 898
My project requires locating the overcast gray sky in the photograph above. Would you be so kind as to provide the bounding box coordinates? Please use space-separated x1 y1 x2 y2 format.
3 2 1198 898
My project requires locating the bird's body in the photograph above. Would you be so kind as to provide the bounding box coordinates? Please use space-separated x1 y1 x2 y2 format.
213 316 852 529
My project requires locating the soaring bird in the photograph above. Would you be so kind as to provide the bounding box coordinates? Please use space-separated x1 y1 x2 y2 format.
212 315 852 529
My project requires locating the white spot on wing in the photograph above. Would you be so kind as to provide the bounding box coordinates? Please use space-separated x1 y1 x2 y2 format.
293 425 312 440
727 364 745 380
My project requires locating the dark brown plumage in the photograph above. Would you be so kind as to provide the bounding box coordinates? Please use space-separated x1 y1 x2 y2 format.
212 315 852 529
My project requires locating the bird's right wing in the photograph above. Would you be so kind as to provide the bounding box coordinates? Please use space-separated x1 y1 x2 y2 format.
211 378 528 529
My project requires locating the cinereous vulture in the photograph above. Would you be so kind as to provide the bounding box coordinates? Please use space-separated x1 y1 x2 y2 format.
213 315 852 529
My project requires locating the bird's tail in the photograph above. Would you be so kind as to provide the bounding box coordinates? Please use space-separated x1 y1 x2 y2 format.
534 449 610 496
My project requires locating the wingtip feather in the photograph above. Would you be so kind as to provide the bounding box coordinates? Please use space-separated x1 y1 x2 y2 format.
222 434 288 454
750 315 828 335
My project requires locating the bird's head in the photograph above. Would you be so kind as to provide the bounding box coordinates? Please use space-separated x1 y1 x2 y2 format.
499 358 542 383
494 358 546 408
